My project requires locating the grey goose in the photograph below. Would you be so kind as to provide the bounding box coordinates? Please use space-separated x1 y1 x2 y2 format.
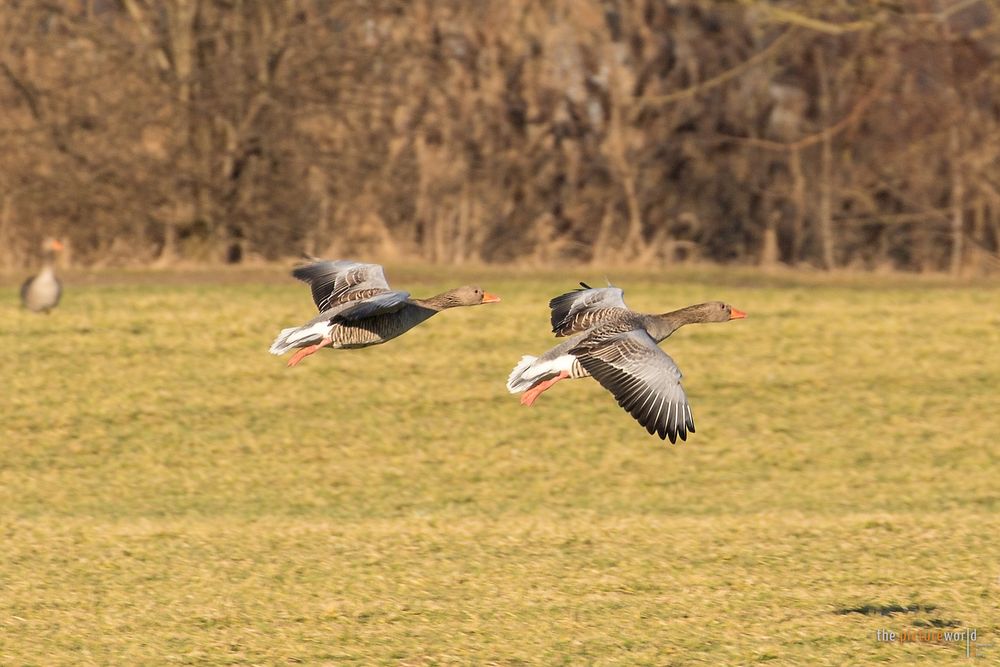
270 260 500 366
507 282 745 443
20 238 64 314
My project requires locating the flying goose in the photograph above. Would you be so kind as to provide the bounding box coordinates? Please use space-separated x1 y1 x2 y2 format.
20 238 64 314
507 282 745 442
270 260 500 366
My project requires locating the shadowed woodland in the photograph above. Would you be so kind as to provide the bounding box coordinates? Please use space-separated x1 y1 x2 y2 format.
1 0 999 273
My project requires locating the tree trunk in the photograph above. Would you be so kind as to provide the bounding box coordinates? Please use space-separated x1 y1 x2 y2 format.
0 194 13 269
170 0 201 262
590 203 615 266
605 55 646 261
760 211 780 268
789 146 805 265
815 47 835 270
949 126 964 276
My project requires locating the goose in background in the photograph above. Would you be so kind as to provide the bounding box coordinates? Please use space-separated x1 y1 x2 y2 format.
507 282 745 443
270 259 500 367
20 238 64 314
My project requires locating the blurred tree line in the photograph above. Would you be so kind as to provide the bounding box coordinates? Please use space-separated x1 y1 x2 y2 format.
1 0 998 273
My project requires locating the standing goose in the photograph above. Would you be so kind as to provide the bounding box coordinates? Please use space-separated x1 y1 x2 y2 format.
20 238 64 314
507 282 745 443
270 259 500 366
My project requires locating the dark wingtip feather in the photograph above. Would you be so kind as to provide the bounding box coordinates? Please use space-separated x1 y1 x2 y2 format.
290 262 324 282
548 289 583 336
579 281 592 289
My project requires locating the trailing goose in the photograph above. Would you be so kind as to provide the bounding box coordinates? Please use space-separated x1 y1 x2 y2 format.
270 259 500 366
20 238 64 314
507 282 745 443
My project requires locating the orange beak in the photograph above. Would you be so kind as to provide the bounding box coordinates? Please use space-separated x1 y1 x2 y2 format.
482 292 501 304
50 239 65 252
729 308 747 320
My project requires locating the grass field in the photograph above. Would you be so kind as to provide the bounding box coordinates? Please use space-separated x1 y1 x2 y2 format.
1 265 998 665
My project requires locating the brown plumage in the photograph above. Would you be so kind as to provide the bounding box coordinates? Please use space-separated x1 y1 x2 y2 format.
507 283 746 443
269 260 500 366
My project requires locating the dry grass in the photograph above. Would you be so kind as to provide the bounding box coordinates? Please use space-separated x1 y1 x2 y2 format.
1 266 998 664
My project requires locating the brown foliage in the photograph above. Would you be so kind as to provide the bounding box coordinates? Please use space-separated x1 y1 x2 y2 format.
1 0 998 272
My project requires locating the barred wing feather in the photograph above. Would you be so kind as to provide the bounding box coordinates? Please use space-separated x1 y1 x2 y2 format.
333 290 411 321
572 329 695 443
292 260 394 312
548 283 630 336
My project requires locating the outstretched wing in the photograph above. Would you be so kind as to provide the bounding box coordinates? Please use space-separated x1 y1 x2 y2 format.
292 260 394 312
333 290 411 322
549 282 630 336
571 328 695 443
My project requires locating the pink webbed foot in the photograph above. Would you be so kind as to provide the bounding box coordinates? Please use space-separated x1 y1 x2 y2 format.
287 338 332 367
519 372 569 407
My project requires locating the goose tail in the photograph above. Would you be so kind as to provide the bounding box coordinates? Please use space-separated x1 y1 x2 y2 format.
269 322 328 355
506 355 540 393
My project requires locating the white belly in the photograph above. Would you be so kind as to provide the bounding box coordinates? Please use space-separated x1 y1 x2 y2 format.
25 270 60 311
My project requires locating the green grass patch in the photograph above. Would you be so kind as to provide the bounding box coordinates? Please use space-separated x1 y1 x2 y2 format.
1 266 998 664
